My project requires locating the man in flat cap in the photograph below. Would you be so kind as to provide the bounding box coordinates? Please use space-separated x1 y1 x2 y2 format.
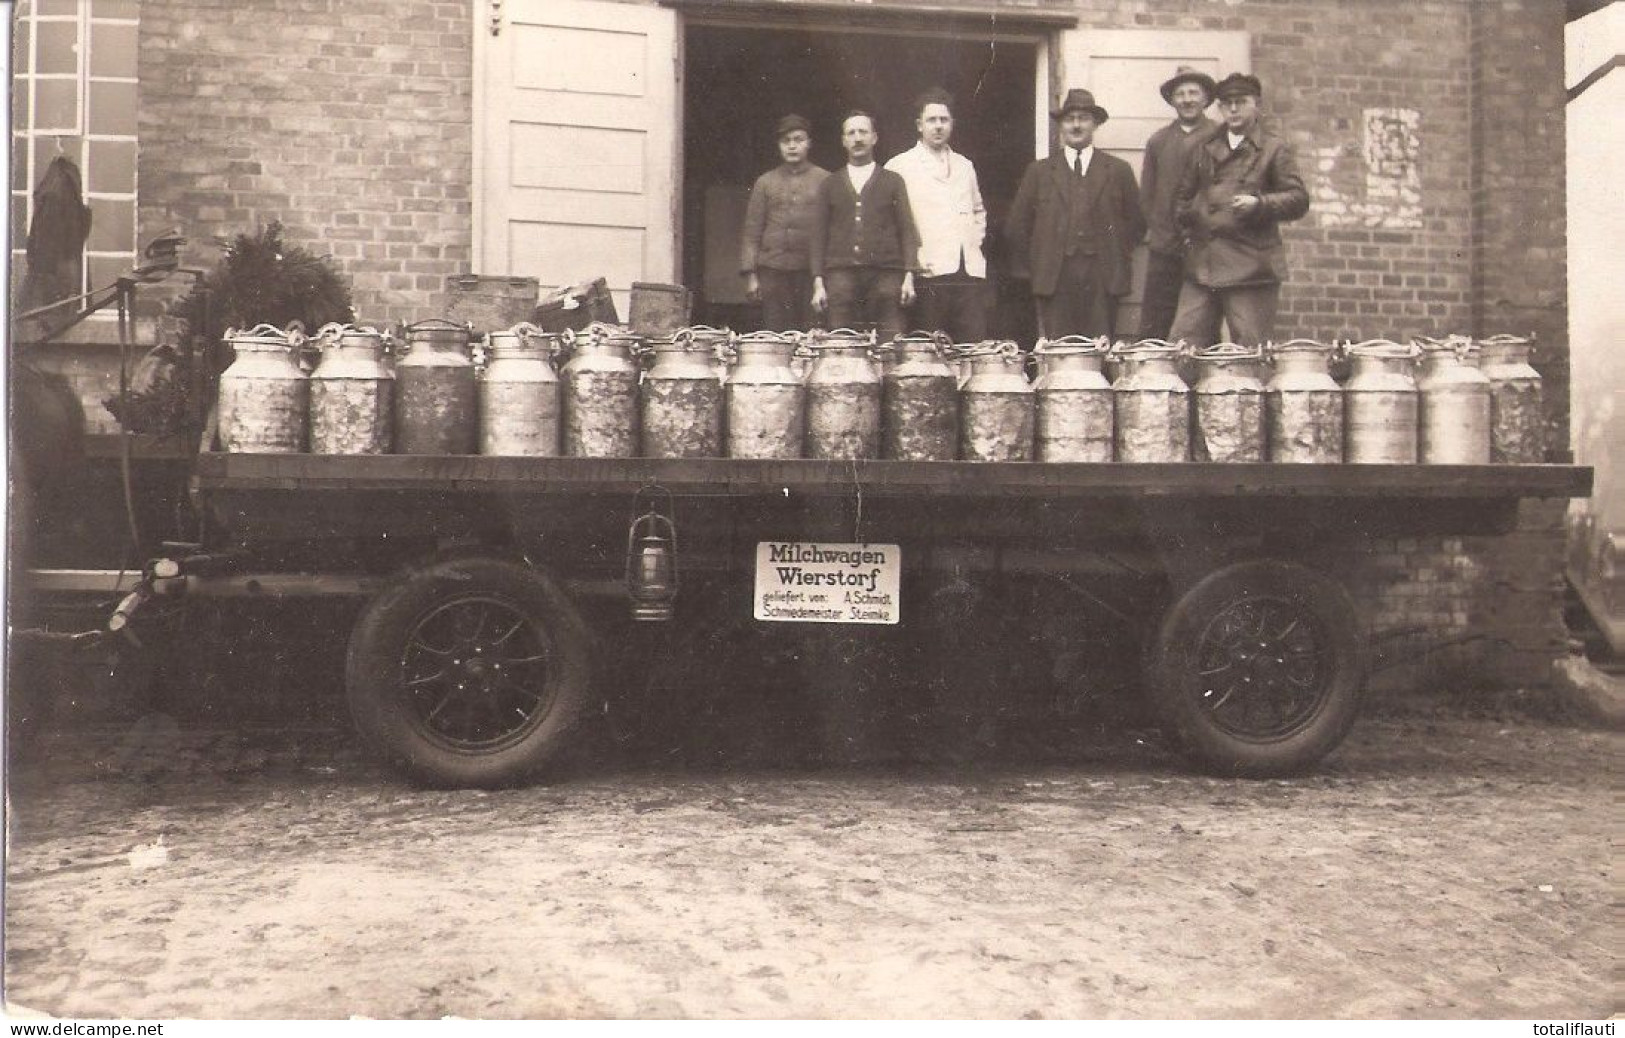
1169 72 1310 349
1006 88 1145 339
1139 66 1218 340
740 113 829 331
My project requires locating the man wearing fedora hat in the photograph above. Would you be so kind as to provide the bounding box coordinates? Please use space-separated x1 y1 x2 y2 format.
1139 66 1219 340
740 113 830 331
1169 72 1309 349
1006 88 1145 339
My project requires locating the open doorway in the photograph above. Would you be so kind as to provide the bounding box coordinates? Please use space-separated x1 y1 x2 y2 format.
681 21 1039 338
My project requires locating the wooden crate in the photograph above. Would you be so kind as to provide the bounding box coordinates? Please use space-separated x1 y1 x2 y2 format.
434 274 539 333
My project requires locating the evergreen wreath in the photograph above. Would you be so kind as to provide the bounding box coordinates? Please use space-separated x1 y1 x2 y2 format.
172 220 356 351
105 221 355 433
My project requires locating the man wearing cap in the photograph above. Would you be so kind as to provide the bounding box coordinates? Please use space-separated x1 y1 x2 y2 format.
1169 72 1310 349
740 114 830 331
1006 88 1145 339
884 87 989 344
1139 66 1219 340
810 110 920 341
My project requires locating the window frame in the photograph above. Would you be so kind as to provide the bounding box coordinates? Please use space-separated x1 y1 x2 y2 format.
11 0 141 321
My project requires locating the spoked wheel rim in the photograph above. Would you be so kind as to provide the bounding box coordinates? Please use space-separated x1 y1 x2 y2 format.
1192 592 1332 742
399 594 557 753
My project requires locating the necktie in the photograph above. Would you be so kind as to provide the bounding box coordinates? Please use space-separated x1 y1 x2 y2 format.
1073 152 1082 177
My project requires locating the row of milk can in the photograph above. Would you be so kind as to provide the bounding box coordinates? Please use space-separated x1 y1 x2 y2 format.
1088 333 1544 464
216 320 484 455
215 320 1544 465
215 321 1028 461
557 325 1044 462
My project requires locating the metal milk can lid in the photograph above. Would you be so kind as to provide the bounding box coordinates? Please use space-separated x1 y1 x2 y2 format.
226 322 306 351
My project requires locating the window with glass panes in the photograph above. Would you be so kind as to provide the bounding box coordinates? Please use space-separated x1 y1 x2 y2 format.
11 0 140 313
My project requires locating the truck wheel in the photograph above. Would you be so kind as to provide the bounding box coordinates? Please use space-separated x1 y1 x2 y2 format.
1147 559 1367 777
346 556 591 788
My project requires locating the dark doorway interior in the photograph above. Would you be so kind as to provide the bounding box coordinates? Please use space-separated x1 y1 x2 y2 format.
682 23 1038 338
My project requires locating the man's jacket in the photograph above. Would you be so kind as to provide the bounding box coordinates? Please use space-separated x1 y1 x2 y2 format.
1175 124 1310 288
809 167 921 276
1004 150 1145 298
739 163 830 273
1141 116 1218 256
884 143 987 279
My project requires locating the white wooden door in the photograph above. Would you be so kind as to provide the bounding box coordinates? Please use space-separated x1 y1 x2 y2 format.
475 0 679 315
1055 29 1250 176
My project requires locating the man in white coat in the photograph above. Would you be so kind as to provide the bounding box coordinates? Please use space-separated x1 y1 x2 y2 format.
885 87 989 343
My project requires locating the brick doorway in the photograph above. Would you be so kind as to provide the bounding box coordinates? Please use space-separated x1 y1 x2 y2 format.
680 20 1039 336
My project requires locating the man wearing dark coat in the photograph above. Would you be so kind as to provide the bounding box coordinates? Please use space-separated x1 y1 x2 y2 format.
1139 66 1219 340
1005 88 1145 339
1168 72 1310 349
810 110 920 341
740 114 829 332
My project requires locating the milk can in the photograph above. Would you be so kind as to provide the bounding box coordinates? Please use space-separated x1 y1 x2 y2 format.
1342 339 1419 464
1478 333 1545 463
561 322 641 458
726 330 805 459
308 323 393 455
682 324 734 383
804 328 881 460
394 318 477 455
883 331 959 461
1415 335 1491 464
1265 338 1343 464
1033 335 1113 463
959 341 1034 463
1190 343 1267 464
641 326 726 459
1112 339 1189 463
218 323 309 453
953 351 975 390
479 322 561 456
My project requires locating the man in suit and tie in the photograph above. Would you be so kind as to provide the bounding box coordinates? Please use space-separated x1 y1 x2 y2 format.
1005 88 1146 339
810 110 921 341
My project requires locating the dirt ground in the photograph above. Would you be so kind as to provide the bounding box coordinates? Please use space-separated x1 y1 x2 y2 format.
3 709 1617 1020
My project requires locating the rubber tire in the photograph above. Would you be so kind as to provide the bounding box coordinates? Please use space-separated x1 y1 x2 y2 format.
346 556 591 788
1147 559 1368 777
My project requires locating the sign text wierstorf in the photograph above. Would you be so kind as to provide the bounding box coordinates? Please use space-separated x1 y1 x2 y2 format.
754 542 901 624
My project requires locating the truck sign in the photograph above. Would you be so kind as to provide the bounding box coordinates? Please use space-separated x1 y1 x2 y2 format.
753 542 902 625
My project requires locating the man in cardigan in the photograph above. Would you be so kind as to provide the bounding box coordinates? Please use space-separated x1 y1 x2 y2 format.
1139 66 1218 340
739 113 829 332
1005 88 1145 339
810 110 921 341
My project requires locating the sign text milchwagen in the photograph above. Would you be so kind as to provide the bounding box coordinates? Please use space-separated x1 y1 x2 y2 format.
753 542 901 624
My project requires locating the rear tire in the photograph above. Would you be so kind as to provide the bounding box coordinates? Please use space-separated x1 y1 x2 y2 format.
1147 559 1367 777
346 556 591 788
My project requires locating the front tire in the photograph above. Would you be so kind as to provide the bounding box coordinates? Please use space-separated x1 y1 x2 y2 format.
346 556 591 788
1147 559 1368 777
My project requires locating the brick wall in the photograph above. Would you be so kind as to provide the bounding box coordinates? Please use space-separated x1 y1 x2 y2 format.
1334 500 1570 697
1462 1 1570 690
1062 0 1475 343
136 0 474 327
1471 0 1570 453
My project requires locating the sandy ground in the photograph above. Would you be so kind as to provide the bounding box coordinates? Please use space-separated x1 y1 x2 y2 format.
3 712 1617 1020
